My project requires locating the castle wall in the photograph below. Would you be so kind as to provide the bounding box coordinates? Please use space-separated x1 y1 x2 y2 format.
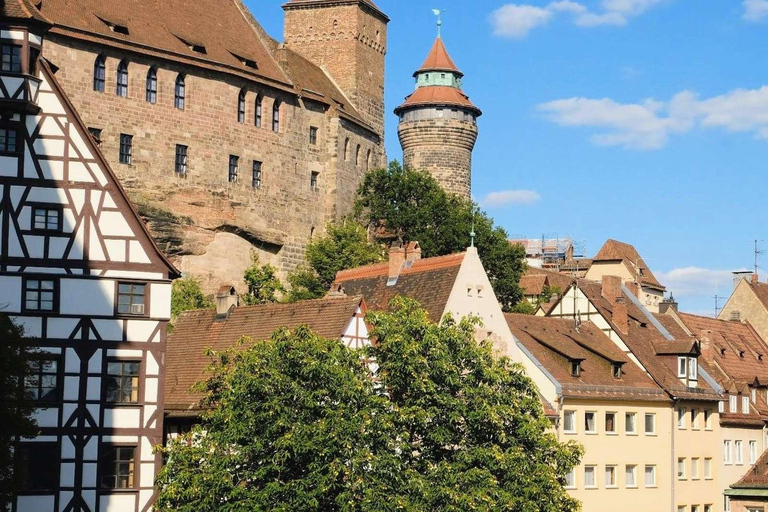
43 35 383 292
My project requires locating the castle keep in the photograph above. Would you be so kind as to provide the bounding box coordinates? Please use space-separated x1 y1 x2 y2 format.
32 0 388 292
396 35 481 200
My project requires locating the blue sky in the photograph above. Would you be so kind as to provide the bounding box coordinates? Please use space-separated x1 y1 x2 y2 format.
248 0 768 315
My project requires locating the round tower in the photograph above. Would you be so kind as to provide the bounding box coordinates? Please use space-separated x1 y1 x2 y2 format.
395 36 481 200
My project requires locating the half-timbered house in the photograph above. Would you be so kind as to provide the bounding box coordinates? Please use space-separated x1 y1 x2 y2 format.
0 2 179 511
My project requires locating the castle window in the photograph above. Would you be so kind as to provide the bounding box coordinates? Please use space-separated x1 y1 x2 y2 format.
255 94 263 127
117 283 146 316
32 206 62 232
145 67 157 104
119 134 133 164
93 55 106 92
105 360 140 403
174 74 186 110
0 127 18 154
228 155 239 183
23 278 56 312
252 161 262 189
344 138 350 161
100 446 136 489
365 149 371 172
309 126 318 145
1 44 21 73
17 443 59 491
355 145 361 166
116 60 128 97
174 144 188 177
272 100 281 132
238 89 246 123
310 171 319 191
88 127 102 146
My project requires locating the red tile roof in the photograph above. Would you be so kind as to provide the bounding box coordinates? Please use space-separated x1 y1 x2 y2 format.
520 267 574 297
333 252 465 323
732 449 768 488
593 239 665 291
415 37 462 77
394 85 481 116
744 280 768 312
506 314 668 401
2 0 51 24
165 296 364 413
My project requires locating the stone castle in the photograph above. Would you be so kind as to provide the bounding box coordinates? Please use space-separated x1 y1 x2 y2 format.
33 0 479 291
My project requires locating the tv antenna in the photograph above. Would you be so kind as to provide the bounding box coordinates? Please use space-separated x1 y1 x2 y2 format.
713 294 726 318
755 239 765 277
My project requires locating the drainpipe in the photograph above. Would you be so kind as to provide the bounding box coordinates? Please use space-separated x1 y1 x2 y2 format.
671 400 677 512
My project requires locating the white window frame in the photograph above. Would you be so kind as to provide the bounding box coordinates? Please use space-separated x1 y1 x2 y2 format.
691 408 699 430
677 457 686 480
678 356 687 378
563 410 576 434
585 411 597 434
625 464 637 488
605 465 617 488
730 395 738 413
678 407 686 429
625 412 637 435
736 440 744 465
645 413 656 435
719 401 725 414
605 412 617 435
705 409 713 430
688 357 698 380
743 396 750 414
725 440 732 464
704 458 713 479
752 388 757 403
750 440 757 464
644 465 656 488
584 465 597 488
565 468 576 489
691 457 699 480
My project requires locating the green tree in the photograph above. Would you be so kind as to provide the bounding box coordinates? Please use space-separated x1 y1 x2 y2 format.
155 298 582 511
171 276 213 319
242 252 285 305
355 162 527 310
286 221 385 301
155 328 402 511
0 315 37 508
511 285 563 315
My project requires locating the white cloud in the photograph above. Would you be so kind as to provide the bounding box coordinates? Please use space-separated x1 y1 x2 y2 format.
655 267 743 298
482 190 542 207
743 0 768 22
538 86 768 150
490 0 665 38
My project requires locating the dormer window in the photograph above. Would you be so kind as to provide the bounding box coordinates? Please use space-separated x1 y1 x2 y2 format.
729 394 737 413
751 388 757 403
175 35 206 54
677 357 687 378
96 16 129 35
688 357 698 381
740 350 745 359
743 395 750 414
612 364 622 379
571 362 581 377
1 44 22 73
720 347 726 356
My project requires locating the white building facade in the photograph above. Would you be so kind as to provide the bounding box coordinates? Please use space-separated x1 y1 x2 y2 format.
0 6 178 511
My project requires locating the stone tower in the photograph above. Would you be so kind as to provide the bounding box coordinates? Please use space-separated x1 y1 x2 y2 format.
283 0 389 138
395 36 481 200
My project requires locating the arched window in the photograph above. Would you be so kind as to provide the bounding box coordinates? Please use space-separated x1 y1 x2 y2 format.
145 67 157 104
93 55 106 92
365 149 371 172
355 144 361 166
344 138 349 161
116 60 128 97
272 100 281 133
237 89 246 123
174 74 185 110
255 94 263 127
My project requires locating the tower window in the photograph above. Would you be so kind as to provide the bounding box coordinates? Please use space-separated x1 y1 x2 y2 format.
255 94 263 127
310 171 319 191
1 44 21 72
88 127 102 146
344 138 350 161
238 89 246 123
119 134 133 164
174 74 186 110
116 60 128 97
365 149 371 172
272 100 281 132
309 126 318 145
355 145 361 166
93 55 106 92
175 144 188 177
145 67 157 104
228 155 239 183
252 161 262 189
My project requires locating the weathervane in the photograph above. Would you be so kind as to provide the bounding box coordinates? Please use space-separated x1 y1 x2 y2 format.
470 211 476 248
432 9 444 38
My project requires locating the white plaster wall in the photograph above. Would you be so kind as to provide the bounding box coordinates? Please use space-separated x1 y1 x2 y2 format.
0 275 22 313
59 278 115 316
150 283 172 320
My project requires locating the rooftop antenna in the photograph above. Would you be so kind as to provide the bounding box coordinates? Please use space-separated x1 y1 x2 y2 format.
755 239 764 277
432 9 444 38
713 294 726 318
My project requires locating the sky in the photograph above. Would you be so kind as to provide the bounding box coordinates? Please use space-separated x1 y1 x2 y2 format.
247 0 768 316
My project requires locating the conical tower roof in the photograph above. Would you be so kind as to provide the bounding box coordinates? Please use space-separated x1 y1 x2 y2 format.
1 0 51 25
414 37 462 78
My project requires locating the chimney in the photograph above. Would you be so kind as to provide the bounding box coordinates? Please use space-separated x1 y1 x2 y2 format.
625 281 641 298
215 285 238 319
601 275 623 304
729 310 741 322
388 243 406 281
613 297 629 334
326 283 346 298
752 273 759 284
405 241 422 263
699 331 713 361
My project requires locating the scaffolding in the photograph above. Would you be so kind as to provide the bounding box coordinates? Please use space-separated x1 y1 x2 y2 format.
509 234 583 269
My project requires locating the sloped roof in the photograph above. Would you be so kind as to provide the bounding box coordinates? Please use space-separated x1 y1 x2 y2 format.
743 280 768 312
520 267 574 296
165 296 364 412
394 85 481 115
507 314 668 401
333 252 465 323
576 281 720 401
415 37 462 77
732 449 768 489
593 239 666 291
1 0 51 24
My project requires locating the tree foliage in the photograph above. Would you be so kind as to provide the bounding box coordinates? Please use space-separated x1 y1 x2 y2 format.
355 162 527 310
511 286 563 315
286 221 384 302
171 276 213 318
0 315 37 508
242 252 285 305
155 298 582 511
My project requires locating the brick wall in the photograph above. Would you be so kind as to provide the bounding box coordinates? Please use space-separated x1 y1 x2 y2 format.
43 35 384 293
